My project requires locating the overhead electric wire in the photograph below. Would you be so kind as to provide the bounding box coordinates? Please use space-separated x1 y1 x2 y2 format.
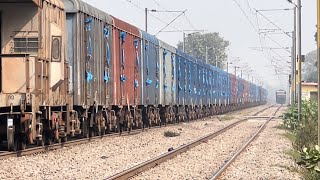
232 0 259 33
263 33 291 54
150 0 198 33
184 14 197 30
255 10 292 38
232 0 291 77
156 10 187 35
123 0 182 32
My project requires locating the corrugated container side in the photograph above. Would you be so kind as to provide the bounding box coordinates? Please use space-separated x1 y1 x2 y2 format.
243 80 248 102
210 65 216 105
203 66 210 105
197 61 202 106
231 74 237 104
176 49 197 106
227 73 231 105
140 31 159 105
176 54 185 105
190 60 198 106
158 40 176 105
193 61 199 106
187 59 195 105
112 17 141 106
64 0 114 107
223 71 228 104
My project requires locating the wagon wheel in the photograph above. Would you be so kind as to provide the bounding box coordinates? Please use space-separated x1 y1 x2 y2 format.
125 112 132 132
37 132 45 146
20 135 27 150
82 117 89 138
148 108 153 128
7 125 17 151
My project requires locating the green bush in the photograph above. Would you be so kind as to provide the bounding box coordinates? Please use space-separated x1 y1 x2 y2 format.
298 145 320 172
282 101 319 177
282 105 299 130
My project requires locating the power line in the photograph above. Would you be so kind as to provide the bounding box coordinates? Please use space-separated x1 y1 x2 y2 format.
245 0 256 15
256 10 292 38
150 0 197 33
232 0 291 77
184 13 196 30
232 0 259 33
151 0 161 8
156 10 187 35
123 0 182 32
263 33 291 54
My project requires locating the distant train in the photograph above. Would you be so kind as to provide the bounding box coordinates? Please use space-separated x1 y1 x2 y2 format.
276 90 286 104
0 0 267 151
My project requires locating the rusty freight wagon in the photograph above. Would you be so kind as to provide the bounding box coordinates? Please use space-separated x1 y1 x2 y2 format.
0 0 69 151
112 16 142 130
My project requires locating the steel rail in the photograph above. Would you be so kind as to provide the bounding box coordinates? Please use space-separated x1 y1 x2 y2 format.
0 129 143 159
0 123 182 159
209 105 282 180
0 104 272 160
105 104 275 180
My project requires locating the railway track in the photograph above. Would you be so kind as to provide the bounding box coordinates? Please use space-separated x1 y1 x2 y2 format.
105 104 277 180
0 105 271 159
209 104 282 179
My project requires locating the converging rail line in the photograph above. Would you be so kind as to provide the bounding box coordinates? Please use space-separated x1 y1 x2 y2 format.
209 104 283 180
105 104 276 180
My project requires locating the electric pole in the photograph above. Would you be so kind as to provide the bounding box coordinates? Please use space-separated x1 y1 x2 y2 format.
297 0 302 121
145 8 148 32
317 0 320 146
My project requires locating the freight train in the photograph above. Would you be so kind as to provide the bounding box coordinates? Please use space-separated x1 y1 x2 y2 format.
0 0 267 151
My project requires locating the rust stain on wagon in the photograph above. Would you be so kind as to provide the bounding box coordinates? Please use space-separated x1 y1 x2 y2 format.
112 17 141 106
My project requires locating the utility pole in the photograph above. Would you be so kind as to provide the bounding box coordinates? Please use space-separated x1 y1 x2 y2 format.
234 66 237 77
227 62 229 73
291 31 295 105
293 7 297 104
297 0 302 122
183 33 185 52
145 8 148 32
317 0 320 146
205 46 208 64
215 55 218 68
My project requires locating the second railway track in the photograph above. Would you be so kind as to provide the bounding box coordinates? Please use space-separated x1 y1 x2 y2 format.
105 104 278 180
210 105 282 179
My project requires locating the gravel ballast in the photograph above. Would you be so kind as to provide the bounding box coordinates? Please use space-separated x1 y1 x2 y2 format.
132 119 266 180
0 105 269 180
219 112 301 179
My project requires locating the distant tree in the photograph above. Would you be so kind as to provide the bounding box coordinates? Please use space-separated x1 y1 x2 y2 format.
177 32 230 68
302 50 317 82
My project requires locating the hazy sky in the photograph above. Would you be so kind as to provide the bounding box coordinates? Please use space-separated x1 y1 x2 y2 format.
82 0 316 92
